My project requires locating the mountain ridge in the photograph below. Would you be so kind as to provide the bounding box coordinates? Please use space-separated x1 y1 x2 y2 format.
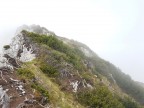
0 25 143 108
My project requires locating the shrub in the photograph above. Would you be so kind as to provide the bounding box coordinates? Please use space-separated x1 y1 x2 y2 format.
3 45 10 50
120 97 141 108
24 31 84 70
77 87 124 108
40 64 59 77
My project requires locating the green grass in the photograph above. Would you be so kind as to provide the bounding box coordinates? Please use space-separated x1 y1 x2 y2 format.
17 68 35 79
21 60 84 108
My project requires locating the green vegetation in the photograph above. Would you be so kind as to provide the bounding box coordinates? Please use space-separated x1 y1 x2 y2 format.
77 87 124 108
40 64 59 77
22 30 84 70
77 87 142 108
17 68 35 79
120 97 141 108
87 55 144 105
51 50 68 61
16 66 50 104
19 30 144 107
113 69 144 105
21 61 84 108
31 83 50 102
3 45 10 50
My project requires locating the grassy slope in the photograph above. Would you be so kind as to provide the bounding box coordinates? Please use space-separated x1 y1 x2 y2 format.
22 60 84 108
20 30 143 108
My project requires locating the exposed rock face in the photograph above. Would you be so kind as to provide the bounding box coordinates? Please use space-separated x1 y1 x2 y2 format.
19 45 35 62
4 24 56 62
0 26 37 108
70 81 79 92
3 32 36 63
0 86 10 108
0 54 13 70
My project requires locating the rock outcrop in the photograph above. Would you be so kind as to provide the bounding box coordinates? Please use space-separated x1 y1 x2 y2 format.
0 26 37 108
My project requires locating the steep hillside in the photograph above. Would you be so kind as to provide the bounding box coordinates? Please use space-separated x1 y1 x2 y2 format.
0 25 144 108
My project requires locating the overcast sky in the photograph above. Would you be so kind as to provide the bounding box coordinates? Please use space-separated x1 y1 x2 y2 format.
0 0 144 82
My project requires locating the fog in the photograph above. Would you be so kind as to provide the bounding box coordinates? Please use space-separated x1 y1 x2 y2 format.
0 0 144 82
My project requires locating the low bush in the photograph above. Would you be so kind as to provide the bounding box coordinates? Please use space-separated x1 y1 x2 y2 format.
3 45 10 50
23 30 84 70
77 87 124 108
40 64 59 77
